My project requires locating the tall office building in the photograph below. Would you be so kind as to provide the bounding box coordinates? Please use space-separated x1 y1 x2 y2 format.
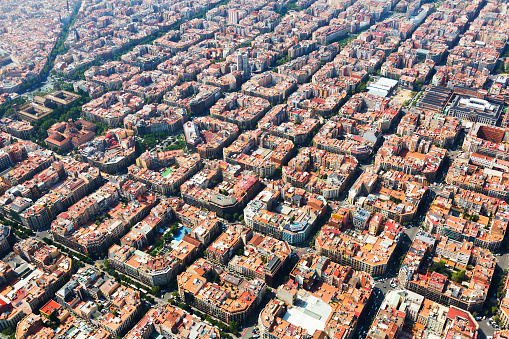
237 52 250 80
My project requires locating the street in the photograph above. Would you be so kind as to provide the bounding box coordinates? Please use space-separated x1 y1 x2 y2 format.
20 75 57 101
0 0 505 337
16 76 501 339
21 130 504 339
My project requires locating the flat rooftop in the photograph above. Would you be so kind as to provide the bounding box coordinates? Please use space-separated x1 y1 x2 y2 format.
282 291 332 335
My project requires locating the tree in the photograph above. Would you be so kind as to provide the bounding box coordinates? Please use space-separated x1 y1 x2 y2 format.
178 302 190 311
172 290 179 298
451 270 467 284
163 232 173 242
428 260 450 278
357 82 367 93
2 328 14 336
151 286 161 295
390 196 402 204
10 210 21 222
228 321 239 335
170 223 178 234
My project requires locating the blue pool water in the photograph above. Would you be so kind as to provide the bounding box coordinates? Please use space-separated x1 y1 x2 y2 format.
173 226 191 242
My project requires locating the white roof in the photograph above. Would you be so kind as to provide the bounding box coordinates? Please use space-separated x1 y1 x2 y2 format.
376 77 398 88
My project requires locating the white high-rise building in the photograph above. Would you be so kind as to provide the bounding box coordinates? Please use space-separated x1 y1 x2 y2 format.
228 9 239 24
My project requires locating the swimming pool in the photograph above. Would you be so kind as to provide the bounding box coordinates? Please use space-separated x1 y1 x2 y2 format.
173 226 191 242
